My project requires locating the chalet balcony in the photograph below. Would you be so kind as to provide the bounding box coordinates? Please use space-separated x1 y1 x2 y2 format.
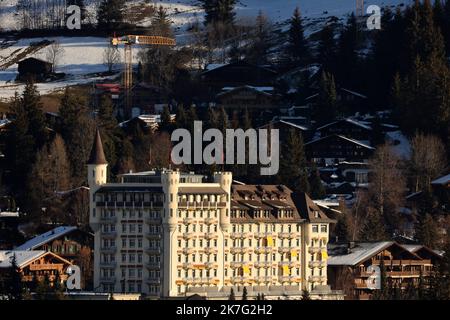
355 282 369 289
146 262 160 269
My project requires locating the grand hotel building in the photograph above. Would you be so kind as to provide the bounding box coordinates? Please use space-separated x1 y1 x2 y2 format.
88 130 338 299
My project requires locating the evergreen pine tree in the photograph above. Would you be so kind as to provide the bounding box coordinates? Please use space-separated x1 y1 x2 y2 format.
6 254 23 300
301 289 311 300
314 71 337 125
97 0 125 30
286 7 309 66
416 213 440 249
309 164 325 199
317 23 337 73
359 210 387 241
175 104 187 129
242 286 248 300
160 105 173 133
228 288 236 300
278 129 309 194
334 213 351 243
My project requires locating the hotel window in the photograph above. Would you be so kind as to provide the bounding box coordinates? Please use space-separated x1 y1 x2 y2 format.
178 270 181 277
129 268 135 277
130 210 136 218
138 269 142 278
138 224 142 233
130 239 136 248
178 255 181 262
122 224 126 232
129 254 136 263
130 224 136 233
312 225 319 233
138 238 142 248
320 225 327 233
122 239 126 247
122 269 126 277
138 253 142 263
122 254 126 262
137 283 142 292
129 283 135 292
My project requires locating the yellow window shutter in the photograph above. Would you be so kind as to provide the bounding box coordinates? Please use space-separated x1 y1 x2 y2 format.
267 236 274 246
321 250 328 260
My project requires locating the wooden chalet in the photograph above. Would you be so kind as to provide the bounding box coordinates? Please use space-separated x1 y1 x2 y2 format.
327 241 442 300
17 57 52 82
316 118 373 145
215 85 280 112
0 250 72 286
305 135 375 166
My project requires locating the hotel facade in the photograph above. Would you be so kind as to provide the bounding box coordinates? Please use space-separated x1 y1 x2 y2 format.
88 130 338 299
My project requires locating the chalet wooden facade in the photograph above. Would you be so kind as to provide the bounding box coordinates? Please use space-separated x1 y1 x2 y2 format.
17 57 52 82
317 118 373 144
216 85 280 112
0 250 72 287
305 135 375 165
201 61 277 90
327 242 442 300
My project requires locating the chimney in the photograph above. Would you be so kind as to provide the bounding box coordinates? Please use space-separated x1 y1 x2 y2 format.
347 241 355 253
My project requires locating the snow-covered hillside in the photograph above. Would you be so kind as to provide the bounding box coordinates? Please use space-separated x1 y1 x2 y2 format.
0 0 413 100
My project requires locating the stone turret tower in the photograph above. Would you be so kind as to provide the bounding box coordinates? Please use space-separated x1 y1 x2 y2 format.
87 129 108 232
87 129 108 188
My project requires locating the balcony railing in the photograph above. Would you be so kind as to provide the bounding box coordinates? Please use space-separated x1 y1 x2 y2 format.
145 217 161 224
146 262 161 269
99 261 117 267
145 247 161 254
204 217 218 225
308 247 320 254
147 278 161 284
100 246 117 253
145 232 161 239
183 232 196 240
100 216 117 222
101 231 117 238
203 247 218 254
182 217 196 225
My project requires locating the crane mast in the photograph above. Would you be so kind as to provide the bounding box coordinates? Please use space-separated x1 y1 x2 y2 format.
111 35 176 118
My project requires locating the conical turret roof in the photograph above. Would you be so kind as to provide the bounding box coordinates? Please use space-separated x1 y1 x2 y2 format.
87 129 108 165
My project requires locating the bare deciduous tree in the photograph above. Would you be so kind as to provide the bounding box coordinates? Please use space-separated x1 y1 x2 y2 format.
103 44 121 73
45 41 65 72
367 144 406 233
409 133 447 192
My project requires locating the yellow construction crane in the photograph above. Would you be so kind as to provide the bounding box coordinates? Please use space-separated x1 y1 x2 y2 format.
111 35 176 116
356 0 365 17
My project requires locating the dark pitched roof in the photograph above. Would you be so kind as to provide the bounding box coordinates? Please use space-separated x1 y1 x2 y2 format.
87 129 108 165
